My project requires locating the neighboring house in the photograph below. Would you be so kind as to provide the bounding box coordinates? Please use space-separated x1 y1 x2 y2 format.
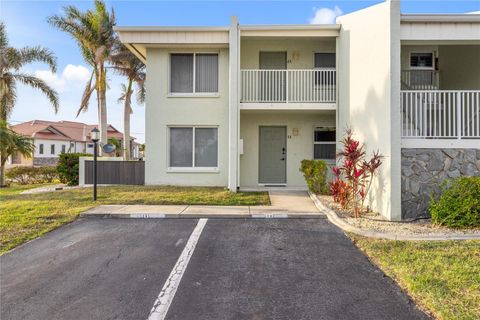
115 0 480 221
8 120 139 166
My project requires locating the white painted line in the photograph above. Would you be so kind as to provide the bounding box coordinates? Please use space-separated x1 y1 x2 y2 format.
147 218 208 320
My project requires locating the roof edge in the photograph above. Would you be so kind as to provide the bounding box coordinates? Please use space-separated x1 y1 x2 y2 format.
401 14 480 23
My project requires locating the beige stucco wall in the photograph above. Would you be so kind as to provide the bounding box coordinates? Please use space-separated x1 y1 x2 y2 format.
239 111 335 188
240 38 336 69
337 0 401 220
439 45 480 89
144 47 230 186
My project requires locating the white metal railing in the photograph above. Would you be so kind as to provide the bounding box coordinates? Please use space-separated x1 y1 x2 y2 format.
240 69 336 103
401 90 480 139
401 70 439 90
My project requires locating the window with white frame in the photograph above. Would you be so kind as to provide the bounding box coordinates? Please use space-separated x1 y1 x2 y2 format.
170 53 219 94
410 52 433 69
61 145 66 153
51 144 55 155
314 52 336 86
169 127 218 168
313 127 336 160
39 143 44 154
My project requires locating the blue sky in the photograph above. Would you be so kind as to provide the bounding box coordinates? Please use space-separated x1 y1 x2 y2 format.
2 0 480 142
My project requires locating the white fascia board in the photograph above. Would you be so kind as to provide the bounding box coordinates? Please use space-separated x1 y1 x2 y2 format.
401 14 480 23
114 26 229 32
239 24 341 30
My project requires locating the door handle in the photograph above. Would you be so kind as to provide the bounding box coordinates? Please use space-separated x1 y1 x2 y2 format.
281 158 285 161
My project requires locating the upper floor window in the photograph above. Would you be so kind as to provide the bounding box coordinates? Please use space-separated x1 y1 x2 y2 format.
410 52 433 69
39 144 44 154
170 53 219 94
314 53 336 86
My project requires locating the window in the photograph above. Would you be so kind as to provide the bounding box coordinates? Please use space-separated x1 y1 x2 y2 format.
314 53 336 85
170 53 219 94
39 144 44 154
410 52 433 69
314 127 336 160
51 144 55 155
169 127 218 168
87 143 94 148
61 145 66 153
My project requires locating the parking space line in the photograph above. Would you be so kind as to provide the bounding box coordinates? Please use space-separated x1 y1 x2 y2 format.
147 218 208 320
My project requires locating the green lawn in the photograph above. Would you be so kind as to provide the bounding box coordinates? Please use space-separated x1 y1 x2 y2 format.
0 185 269 254
351 235 480 320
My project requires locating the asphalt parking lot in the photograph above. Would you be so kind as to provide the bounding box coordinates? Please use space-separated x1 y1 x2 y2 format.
1 217 429 320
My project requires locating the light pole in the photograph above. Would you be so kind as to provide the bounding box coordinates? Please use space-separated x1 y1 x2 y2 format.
90 128 100 201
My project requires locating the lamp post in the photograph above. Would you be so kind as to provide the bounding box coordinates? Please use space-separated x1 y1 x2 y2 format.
90 128 100 201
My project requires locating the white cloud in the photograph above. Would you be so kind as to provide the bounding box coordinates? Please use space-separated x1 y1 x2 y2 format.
309 6 343 24
35 64 91 93
467 11 480 14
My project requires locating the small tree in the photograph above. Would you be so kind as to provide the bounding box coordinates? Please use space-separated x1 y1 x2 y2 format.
0 122 35 187
330 129 383 218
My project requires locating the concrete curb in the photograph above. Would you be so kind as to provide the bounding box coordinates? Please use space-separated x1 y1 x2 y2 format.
80 205 327 219
308 192 480 241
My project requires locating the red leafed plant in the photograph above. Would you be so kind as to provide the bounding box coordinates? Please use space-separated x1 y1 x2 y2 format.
329 129 383 218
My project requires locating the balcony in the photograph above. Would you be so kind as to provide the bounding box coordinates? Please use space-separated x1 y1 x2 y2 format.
401 90 480 147
240 69 336 110
401 70 439 90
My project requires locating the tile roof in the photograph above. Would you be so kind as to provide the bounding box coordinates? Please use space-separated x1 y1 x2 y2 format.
10 120 132 142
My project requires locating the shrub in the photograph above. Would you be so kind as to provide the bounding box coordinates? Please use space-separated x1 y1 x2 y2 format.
330 129 383 218
5 166 59 185
57 153 90 186
300 159 329 194
430 176 480 228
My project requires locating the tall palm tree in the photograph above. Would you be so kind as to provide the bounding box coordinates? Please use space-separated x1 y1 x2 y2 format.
0 121 35 187
0 22 59 122
48 0 116 148
111 45 145 160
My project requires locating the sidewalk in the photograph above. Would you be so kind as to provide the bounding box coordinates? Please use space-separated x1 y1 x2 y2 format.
80 190 325 219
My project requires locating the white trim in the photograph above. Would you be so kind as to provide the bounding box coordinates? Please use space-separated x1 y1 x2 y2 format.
401 139 480 149
240 102 336 110
313 126 336 161
166 167 220 173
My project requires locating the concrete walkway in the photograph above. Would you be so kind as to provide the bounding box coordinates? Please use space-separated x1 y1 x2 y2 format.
81 190 323 218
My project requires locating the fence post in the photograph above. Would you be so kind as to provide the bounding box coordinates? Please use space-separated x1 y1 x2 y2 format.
285 70 289 103
456 92 462 139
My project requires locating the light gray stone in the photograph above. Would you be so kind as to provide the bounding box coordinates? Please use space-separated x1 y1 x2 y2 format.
442 149 458 159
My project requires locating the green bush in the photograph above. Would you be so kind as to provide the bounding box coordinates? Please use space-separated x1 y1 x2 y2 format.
299 159 329 194
5 166 59 185
430 176 480 228
56 153 90 186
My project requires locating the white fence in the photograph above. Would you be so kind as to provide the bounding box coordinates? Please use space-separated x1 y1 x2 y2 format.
240 69 336 103
401 90 480 139
401 70 439 90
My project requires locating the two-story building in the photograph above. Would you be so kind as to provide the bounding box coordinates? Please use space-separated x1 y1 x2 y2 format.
115 0 480 221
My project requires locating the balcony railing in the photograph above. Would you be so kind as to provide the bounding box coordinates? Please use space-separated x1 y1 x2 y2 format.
240 69 336 103
401 70 439 90
401 90 480 139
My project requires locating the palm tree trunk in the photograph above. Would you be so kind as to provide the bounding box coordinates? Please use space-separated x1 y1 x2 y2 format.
97 66 108 155
123 80 133 160
0 156 7 187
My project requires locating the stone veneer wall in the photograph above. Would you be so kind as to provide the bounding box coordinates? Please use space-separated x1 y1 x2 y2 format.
33 157 58 166
401 148 480 219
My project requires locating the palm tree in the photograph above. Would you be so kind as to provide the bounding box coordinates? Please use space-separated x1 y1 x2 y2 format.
48 0 116 148
0 121 35 187
0 22 59 122
111 45 145 160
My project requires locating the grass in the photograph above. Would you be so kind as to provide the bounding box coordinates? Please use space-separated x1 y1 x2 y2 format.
351 235 480 320
0 184 269 254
